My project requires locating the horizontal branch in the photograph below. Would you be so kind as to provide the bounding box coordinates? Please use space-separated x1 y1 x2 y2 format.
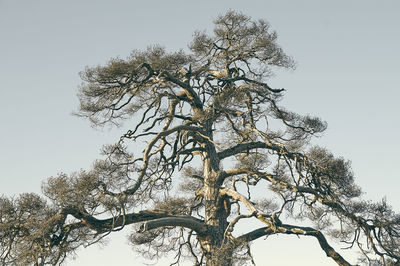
139 217 207 235
240 76 284 93
218 141 268 160
237 226 274 242
217 140 290 160
62 206 203 234
218 134 307 163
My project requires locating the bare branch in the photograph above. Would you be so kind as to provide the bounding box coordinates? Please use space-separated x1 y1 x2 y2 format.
139 217 207 236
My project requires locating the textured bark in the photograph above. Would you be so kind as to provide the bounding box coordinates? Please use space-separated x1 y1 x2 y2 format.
198 124 233 266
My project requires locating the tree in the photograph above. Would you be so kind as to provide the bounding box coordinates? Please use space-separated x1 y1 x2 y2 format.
1 11 399 266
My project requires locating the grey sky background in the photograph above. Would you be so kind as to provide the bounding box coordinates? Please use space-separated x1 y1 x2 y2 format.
1 1 399 265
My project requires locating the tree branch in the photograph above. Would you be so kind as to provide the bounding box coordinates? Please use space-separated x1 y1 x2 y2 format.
237 226 274 242
63 206 203 234
237 224 352 266
277 224 352 266
121 124 206 196
139 217 207 236
218 141 268 160
161 70 203 109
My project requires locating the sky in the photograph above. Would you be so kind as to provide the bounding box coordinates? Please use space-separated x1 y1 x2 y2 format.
1 0 399 265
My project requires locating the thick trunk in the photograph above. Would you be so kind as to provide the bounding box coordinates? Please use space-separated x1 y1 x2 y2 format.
192 118 233 265
204 247 233 266
200 185 232 266
199 137 232 265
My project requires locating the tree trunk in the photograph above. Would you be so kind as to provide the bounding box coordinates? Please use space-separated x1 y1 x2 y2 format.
199 133 232 266
200 183 233 266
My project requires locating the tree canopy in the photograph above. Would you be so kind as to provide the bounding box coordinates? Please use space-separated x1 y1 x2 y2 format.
1 11 399 266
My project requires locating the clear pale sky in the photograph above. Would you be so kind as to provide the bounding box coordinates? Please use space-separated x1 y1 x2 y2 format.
1 1 399 265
